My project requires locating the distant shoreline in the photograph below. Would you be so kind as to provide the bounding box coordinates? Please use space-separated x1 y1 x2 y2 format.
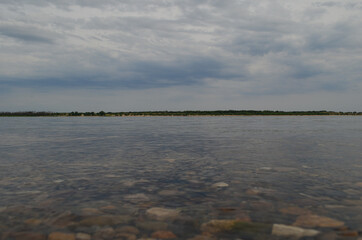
1 110 361 117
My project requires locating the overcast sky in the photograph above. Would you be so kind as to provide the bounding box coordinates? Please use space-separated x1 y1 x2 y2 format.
1 0 361 112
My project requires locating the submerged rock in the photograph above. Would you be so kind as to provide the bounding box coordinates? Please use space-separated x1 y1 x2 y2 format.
93 227 115 240
115 232 137 240
158 190 184 196
293 214 344 228
279 206 312 215
187 235 216 240
124 193 150 202
3 232 46 240
116 225 140 234
100 205 117 211
75 233 91 240
146 207 180 221
48 232 75 240
356 182 362 187
136 221 168 231
201 219 271 234
272 224 320 238
24 218 42 226
212 182 229 188
78 215 132 226
48 211 78 228
81 208 103 216
338 231 359 237
151 231 177 239
164 158 176 163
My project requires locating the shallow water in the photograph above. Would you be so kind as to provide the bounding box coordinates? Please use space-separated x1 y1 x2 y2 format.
0 116 361 239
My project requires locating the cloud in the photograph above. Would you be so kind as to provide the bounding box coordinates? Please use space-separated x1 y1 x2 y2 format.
0 0 361 111
0 25 56 44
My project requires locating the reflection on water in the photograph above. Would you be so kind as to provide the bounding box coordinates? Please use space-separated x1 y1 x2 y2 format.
0 116 361 239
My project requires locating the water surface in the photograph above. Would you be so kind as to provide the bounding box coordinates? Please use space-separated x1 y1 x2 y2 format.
0 116 361 239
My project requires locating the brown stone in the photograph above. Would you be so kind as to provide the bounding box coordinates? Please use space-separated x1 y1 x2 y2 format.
5 232 46 240
217 207 236 213
24 218 43 226
187 235 216 240
355 182 362 187
78 215 131 226
250 201 273 210
100 205 117 211
81 208 102 216
116 226 140 234
151 231 177 239
115 232 137 240
246 189 259 195
316 232 338 240
339 231 359 237
293 214 344 228
279 206 312 215
272 224 319 237
48 211 78 228
93 227 115 240
136 221 168 231
146 207 180 221
200 219 241 233
75 233 91 240
48 232 75 240
235 212 251 222
201 219 271 234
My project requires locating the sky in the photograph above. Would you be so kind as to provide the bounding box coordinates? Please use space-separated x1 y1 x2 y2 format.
1 0 362 112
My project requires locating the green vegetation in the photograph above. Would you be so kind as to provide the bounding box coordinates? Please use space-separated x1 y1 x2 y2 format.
0 110 361 117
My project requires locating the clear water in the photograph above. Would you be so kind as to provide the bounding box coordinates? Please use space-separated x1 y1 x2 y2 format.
0 116 361 239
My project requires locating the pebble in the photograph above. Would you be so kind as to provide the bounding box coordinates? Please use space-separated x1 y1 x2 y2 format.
338 231 359 237
201 219 270 234
136 221 168 231
316 232 338 240
48 211 77 228
212 182 229 188
100 205 117 211
279 206 312 215
272 224 320 238
274 167 297 172
3 232 46 240
115 232 137 240
78 215 132 226
259 167 272 170
356 182 362 187
93 227 115 240
151 231 177 239
24 218 42 226
293 214 344 227
124 193 150 202
158 190 183 196
48 232 76 240
81 208 103 216
116 226 140 235
75 233 91 240
187 235 216 240
146 207 180 221
164 158 176 163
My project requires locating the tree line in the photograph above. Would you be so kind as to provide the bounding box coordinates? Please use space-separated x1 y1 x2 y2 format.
1 110 361 117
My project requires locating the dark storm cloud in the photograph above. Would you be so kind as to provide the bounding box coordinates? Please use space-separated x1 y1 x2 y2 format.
0 57 235 89
0 25 56 44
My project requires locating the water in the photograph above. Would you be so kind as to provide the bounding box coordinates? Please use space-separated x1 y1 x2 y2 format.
0 116 361 239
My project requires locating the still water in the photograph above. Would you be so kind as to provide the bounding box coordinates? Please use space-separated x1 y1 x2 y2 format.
0 116 361 239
